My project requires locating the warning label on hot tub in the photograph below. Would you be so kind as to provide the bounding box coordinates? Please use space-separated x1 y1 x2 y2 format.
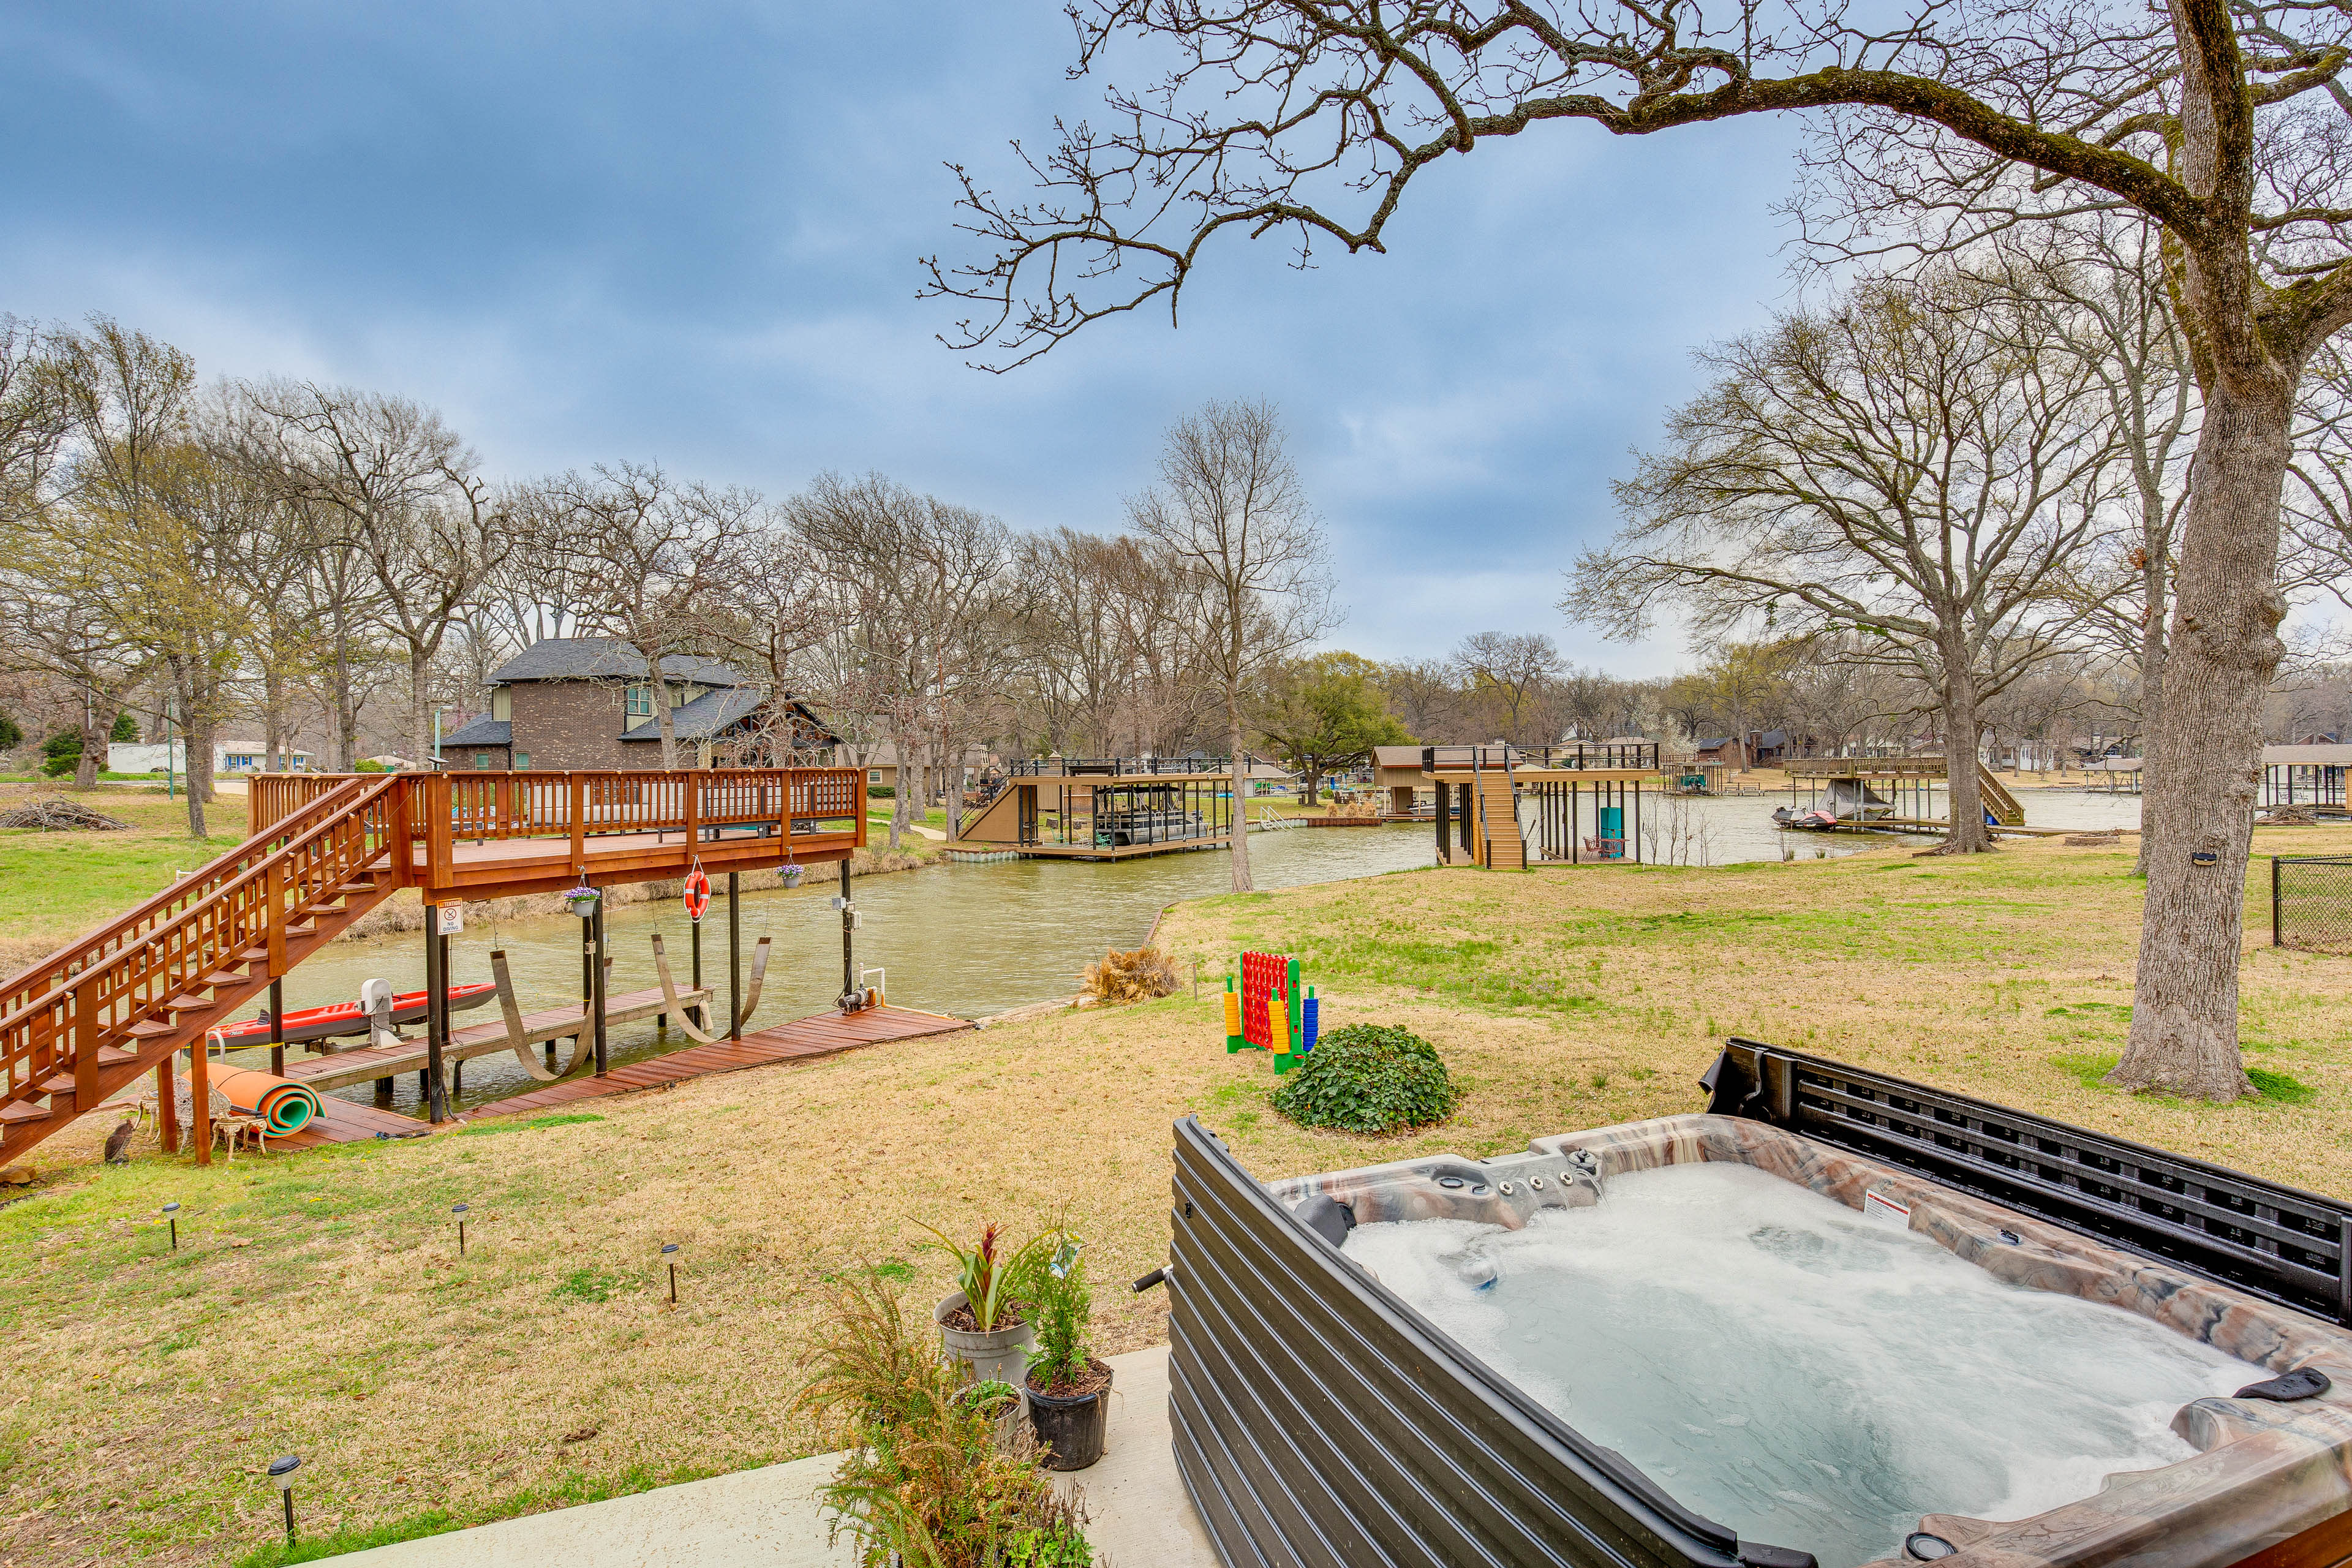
1863 1189 1913 1228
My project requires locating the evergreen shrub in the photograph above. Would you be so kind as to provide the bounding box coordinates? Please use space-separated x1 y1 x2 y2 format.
1270 1023 1460 1134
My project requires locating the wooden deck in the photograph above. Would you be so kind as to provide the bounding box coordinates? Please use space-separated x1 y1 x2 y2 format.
454 1003 974 1120
418 825 853 901
257 1095 431 1148
1016 839 1229 861
272 984 714 1093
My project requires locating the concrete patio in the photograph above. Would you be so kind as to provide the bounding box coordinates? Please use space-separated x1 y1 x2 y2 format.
340 1344 1213 1566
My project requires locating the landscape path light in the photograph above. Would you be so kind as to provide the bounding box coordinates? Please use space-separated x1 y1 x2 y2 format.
268 1453 301 1545
662 1241 680 1305
162 1200 179 1251
453 1202 469 1257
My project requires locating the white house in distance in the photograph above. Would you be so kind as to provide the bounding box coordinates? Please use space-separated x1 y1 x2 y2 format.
107 739 314 774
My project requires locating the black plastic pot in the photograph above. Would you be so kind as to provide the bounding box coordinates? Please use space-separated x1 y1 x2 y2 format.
1025 1358 1114 1470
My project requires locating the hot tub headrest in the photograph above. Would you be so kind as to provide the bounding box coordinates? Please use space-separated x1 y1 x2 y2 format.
1293 1193 1355 1248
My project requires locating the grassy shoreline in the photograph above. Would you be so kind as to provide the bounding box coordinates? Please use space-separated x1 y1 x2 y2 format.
5 831 2352 1562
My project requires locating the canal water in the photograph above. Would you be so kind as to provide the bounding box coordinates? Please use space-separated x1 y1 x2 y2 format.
250 787 2143 1116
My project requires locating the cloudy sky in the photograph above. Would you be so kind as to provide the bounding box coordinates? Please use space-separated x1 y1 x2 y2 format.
0 1 1805 672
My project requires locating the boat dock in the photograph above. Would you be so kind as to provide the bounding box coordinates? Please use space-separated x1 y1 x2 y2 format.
456 1003 973 1121
270 984 715 1095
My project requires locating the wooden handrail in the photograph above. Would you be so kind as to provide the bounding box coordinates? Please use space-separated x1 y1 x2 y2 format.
0 774 402 1039
1 776 368 1017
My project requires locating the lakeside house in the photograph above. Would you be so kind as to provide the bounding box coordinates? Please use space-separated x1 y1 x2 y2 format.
107 739 315 774
438 637 839 770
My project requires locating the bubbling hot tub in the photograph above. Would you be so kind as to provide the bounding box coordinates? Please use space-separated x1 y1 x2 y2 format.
1162 1046 2352 1568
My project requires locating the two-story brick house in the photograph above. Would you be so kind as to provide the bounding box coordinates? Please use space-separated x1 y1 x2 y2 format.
440 638 837 770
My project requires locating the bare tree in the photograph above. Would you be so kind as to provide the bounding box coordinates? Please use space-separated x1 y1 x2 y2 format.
526 464 763 769
1452 631 1568 746
243 380 503 767
935 0 2352 1096
790 473 1013 847
1127 400 1334 891
1569 273 2114 849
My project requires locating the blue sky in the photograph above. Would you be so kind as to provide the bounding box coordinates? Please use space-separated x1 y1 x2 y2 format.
0 1 1802 673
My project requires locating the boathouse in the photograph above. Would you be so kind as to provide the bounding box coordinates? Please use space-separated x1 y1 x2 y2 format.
2261 743 2352 812
952 754 1289 859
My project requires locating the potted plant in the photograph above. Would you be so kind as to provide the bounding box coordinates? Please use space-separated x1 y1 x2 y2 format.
1023 1237 1113 1470
919 1220 1049 1394
799 1271 1093 1566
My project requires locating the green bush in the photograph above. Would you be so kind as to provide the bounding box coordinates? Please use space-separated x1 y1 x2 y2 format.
1271 1023 1460 1134
0 713 20 751
867 785 895 799
40 731 80 777
353 759 388 773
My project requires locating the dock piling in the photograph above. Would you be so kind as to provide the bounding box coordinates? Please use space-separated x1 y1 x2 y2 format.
728 872 741 1041
268 978 284 1077
424 918 450 1123
591 899 609 1076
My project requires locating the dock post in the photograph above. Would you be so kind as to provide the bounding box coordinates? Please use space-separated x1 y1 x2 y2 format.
840 859 854 1003
424 918 448 1123
268 978 285 1077
728 872 741 1041
191 1036 212 1165
592 898 609 1076
156 1056 179 1154
1434 780 1451 862
690 919 704 1031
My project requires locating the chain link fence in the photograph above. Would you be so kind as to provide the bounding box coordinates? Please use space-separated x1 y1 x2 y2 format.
2272 855 2352 951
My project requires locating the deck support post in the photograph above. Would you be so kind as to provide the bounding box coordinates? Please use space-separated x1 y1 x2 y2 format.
690 919 704 1031
591 897 609 1076
1434 780 1452 861
269 978 285 1077
191 1038 212 1166
156 1057 179 1154
840 859 854 1003
424 919 449 1123
728 872 741 1041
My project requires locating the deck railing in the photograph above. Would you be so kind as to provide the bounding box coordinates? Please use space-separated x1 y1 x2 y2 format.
12 774 374 1030
2 773 402 1124
429 768 859 844
1422 741 1661 773
1005 755 1268 778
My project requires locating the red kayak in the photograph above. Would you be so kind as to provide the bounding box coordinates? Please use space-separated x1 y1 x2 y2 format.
210 982 497 1048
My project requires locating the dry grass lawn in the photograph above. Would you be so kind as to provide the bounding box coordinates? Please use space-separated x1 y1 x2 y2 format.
6 829 2352 1564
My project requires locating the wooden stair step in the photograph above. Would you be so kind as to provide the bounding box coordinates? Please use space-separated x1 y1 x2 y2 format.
127 1019 184 1040
164 993 224 1013
0 1101 53 1125
197 971 251 988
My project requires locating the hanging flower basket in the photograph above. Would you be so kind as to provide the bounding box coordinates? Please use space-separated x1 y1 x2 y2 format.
562 881 601 919
780 864 804 889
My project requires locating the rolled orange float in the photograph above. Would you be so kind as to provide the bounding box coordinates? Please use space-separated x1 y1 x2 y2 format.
193 1068 322 1134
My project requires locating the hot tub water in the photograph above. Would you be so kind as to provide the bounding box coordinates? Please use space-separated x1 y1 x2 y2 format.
1343 1162 2258 1568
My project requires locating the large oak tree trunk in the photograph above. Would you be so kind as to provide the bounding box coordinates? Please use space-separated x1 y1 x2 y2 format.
1227 709 1254 892
74 710 102 788
2108 380 2292 1099
1940 660 1992 853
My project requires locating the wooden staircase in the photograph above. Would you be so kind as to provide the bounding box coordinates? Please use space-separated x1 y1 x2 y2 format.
1473 763 1526 870
0 774 407 1166
1978 765 2026 827
956 783 1023 845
